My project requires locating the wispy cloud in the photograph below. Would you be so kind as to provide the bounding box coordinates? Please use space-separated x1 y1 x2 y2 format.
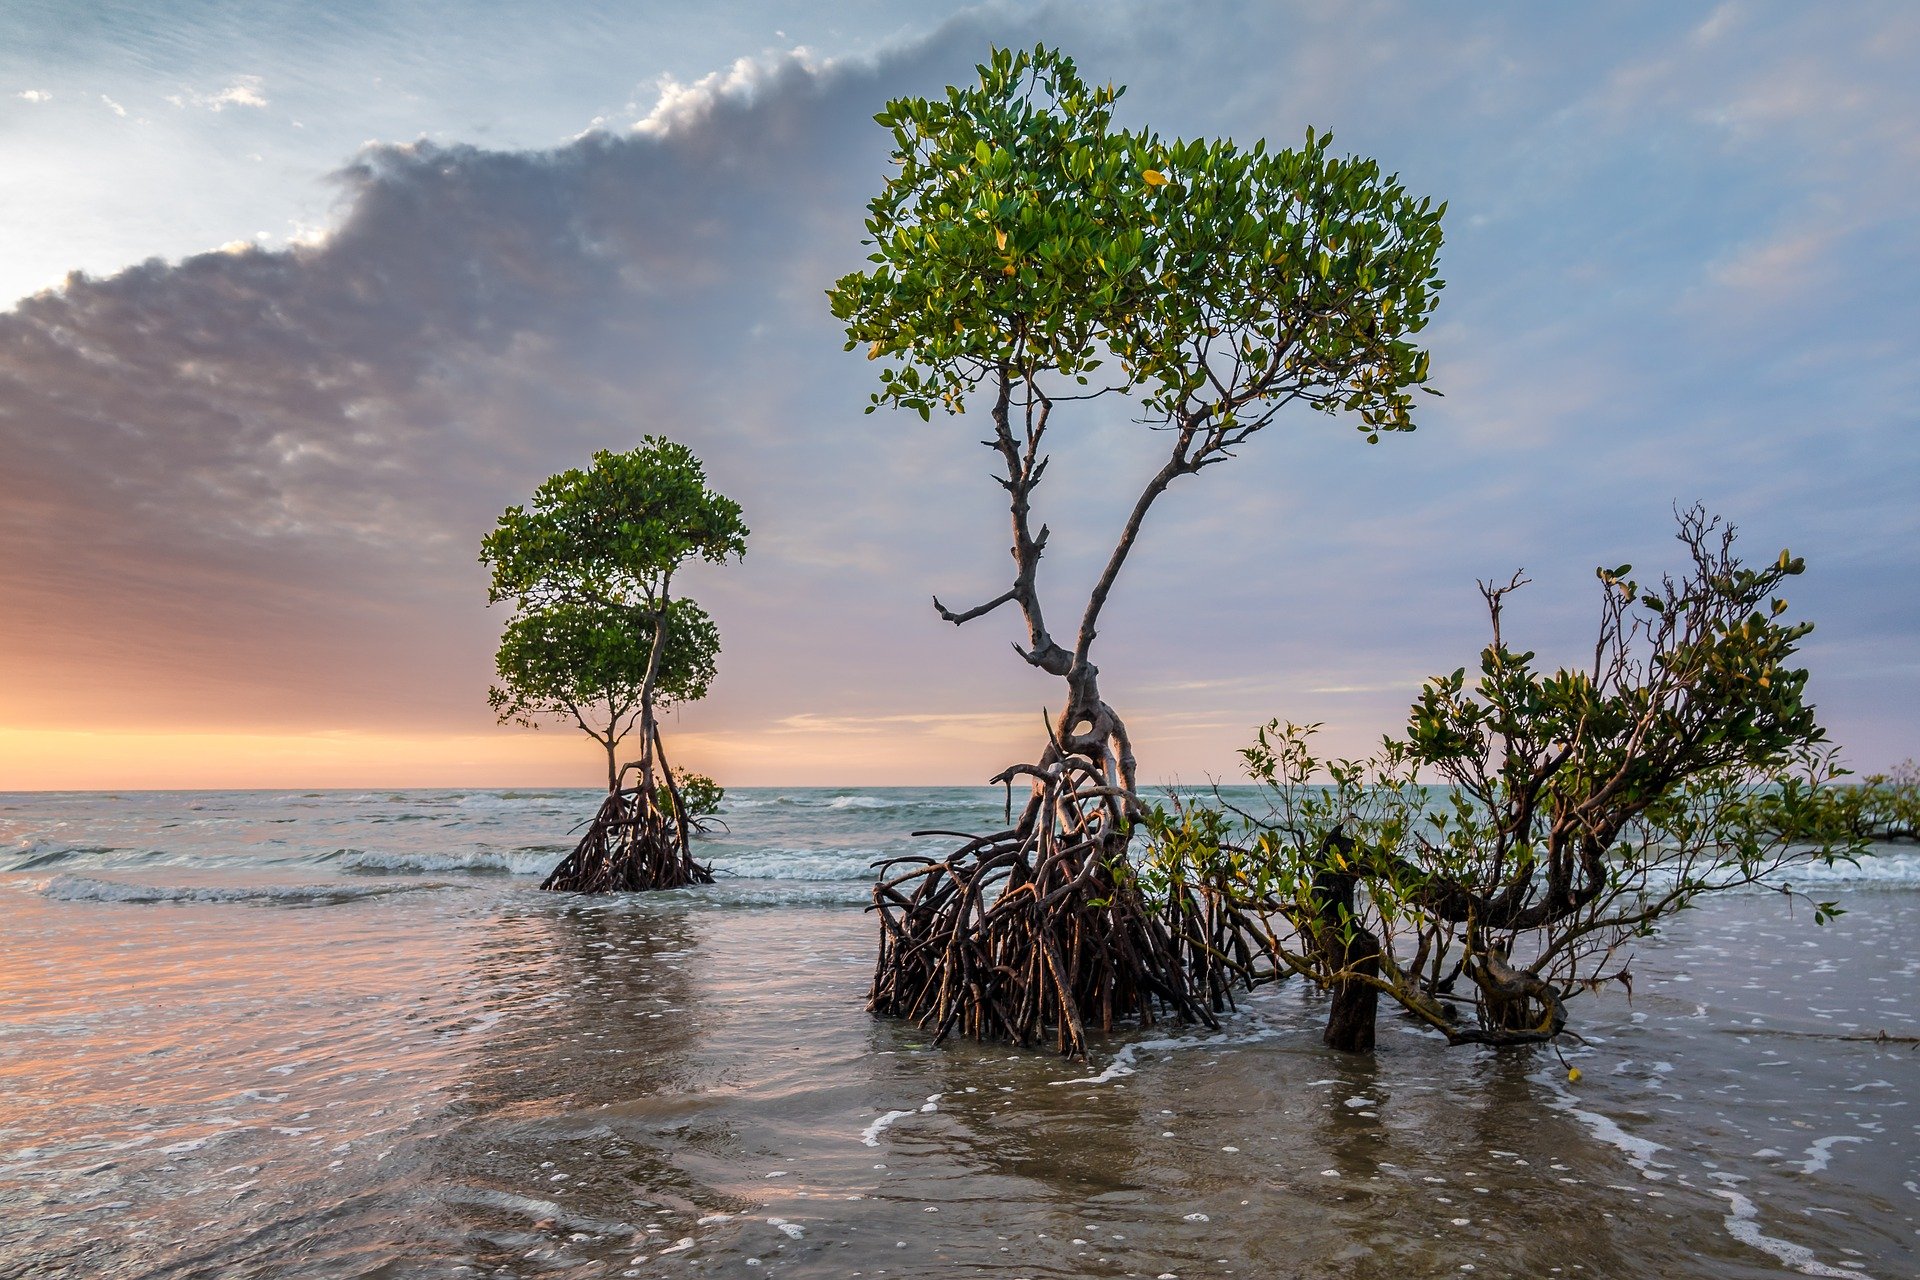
167 75 268 112
16 88 51 103
773 711 1039 741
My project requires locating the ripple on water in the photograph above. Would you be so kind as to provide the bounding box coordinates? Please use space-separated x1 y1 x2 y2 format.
0 790 1913 1278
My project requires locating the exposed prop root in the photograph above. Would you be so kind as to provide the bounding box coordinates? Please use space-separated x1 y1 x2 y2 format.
542 777 712 893
867 754 1229 1059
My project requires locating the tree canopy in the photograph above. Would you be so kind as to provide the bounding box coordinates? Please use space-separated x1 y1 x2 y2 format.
830 42 1445 443
487 596 719 756
482 439 747 616
828 44 1447 800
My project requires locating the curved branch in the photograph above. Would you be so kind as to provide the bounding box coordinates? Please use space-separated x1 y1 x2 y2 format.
1074 418 1198 666
933 588 1019 625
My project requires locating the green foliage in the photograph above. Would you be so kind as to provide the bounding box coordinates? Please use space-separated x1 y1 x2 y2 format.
481 438 747 613
1137 799 1243 899
669 771 727 830
488 598 719 728
1829 760 1920 842
827 43 1445 439
1405 512 1823 823
1152 511 1868 1046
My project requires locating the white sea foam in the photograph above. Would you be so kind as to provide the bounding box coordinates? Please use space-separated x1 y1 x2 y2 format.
860 1109 917 1146
1713 1189 1869 1277
1538 1075 1669 1178
1793 1135 1867 1176
449 791 579 812
709 848 884 881
1772 847 1920 886
1051 1023 1285 1087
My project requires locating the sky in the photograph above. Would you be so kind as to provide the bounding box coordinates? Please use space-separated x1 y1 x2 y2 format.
1 0 1916 789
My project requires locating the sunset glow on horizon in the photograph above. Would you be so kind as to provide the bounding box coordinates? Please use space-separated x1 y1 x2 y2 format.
0 719 1049 791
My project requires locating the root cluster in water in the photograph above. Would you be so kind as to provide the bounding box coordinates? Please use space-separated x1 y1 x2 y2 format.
867 756 1238 1059
542 781 712 893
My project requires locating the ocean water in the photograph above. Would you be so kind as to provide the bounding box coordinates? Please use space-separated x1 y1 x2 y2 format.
1 787 1915 1279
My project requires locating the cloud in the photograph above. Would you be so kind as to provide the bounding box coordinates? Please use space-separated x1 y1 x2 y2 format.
167 75 269 111
633 48 829 137
101 95 127 117
0 43 963 743
774 711 1038 739
1698 224 1838 307
16 89 51 103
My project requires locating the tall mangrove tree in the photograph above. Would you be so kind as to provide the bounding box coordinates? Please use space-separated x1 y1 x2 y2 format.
828 44 1446 1056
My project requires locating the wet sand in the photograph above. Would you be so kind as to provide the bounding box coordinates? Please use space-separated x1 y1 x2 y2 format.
3 868 1914 1279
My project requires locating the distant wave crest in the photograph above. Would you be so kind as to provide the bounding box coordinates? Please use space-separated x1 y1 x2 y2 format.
336 847 564 877
1 841 120 871
38 873 437 906
711 847 885 881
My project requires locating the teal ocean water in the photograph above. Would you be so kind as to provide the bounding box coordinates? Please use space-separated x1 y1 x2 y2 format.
2 787 1915 1278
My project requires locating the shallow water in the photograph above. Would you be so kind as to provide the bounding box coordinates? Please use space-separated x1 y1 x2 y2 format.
1 789 1915 1278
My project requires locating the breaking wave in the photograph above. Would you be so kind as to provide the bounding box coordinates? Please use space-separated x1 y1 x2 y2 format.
335 847 565 877
709 847 885 881
0 841 122 871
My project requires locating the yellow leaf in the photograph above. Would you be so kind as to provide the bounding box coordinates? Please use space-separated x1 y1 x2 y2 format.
1003 264 1016 276
1567 1067 1582 1083
1143 169 1167 187
995 228 1007 250
866 341 882 360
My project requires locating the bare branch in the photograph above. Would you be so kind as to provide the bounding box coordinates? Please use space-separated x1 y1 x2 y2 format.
933 588 1019 626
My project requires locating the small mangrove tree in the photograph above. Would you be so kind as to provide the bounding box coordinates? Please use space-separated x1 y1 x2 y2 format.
482 439 747 892
1148 509 1865 1052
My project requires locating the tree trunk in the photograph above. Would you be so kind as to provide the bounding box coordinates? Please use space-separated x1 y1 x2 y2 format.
871 372 1221 1055
543 585 712 894
545 695 707 895
1311 831 1381 1054
1322 932 1380 1053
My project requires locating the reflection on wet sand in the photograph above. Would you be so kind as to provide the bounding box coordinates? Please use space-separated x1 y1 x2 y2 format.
414 900 727 1270
398 898 1681 1278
